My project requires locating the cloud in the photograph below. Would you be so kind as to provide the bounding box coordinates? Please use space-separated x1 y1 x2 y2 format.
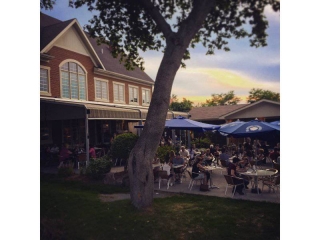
171 67 280 105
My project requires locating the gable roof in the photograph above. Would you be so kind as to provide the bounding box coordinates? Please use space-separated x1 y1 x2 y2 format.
190 104 248 121
189 99 280 121
219 99 280 119
40 12 154 84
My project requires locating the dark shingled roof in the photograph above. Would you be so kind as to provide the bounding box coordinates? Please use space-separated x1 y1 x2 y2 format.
40 12 154 83
40 13 75 51
189 104 249 121
86 33 154 82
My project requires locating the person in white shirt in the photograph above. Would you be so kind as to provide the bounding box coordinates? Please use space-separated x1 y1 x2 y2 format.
179 146 190 162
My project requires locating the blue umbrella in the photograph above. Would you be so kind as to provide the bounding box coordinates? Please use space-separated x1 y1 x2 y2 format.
270 120 280 126
164 116 220 131
218 119 280 138
134 116 220 132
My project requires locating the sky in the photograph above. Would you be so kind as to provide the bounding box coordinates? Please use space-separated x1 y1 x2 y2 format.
41 1 280 106
2 2 320 238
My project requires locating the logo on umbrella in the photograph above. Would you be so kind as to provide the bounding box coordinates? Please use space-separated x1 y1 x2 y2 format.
246 125 262 132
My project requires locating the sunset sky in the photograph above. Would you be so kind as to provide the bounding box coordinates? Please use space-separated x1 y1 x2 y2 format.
42 2 280 106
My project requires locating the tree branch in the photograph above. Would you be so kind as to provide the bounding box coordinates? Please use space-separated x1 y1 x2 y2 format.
138 0 173 39
178 0 216 44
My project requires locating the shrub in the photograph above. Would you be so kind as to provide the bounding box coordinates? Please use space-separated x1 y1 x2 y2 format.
109 133 139 169
192 137 211 149
85 156 112 180
156 145 175 163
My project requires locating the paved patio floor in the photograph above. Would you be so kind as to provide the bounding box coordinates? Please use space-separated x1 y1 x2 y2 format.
41 162 280 204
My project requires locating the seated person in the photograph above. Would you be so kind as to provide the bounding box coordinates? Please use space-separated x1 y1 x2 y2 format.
192 154 211 188
238 156 249 170
179 146 190 164
162 159 174 186
219 148 231 165
152 154 161 182
256 148 265 165
89 144 96 159
227 157 249 195
172 152 186 183
270 147 280 163
203 148 214 166
58 143 72 168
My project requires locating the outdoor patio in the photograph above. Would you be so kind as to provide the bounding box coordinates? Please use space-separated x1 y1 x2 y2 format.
41 160 279 204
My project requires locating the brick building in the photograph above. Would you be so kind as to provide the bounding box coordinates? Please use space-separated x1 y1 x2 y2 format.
40 12 187 156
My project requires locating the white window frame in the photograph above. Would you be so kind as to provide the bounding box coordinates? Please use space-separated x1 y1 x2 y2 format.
142 88 151 106
40 66 51 96
128 85 139 105
59 60 88 101
95 78 109 102
113 82 125 103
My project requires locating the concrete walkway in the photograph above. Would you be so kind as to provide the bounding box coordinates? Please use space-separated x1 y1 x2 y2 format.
41 163 280 204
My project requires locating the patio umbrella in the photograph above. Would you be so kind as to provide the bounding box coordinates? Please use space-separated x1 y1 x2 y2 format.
218 119 280 139
164 116 220 131
134 116 220 132
270 120 280 126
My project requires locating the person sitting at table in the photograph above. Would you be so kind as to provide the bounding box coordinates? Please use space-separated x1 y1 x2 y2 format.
270 147 280 163
58 143 72 168
168 150 175 164
219 148 231 166
204 148 214 166
152 154 161 182
179 146 190 162
227 158 250 195
256 148 265 165
192 154 211 188
172 152 186 183
89 144 96 159
213 144 220 160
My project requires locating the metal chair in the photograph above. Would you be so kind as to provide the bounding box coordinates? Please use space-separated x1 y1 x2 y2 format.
262 174 280 193
158 170 173 190
77 153 87 169
187 170 204 191
224 175 246 197
219 159 229 175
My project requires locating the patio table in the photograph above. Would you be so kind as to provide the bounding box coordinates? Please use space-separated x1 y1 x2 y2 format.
204 166 223 188
240 169 277 194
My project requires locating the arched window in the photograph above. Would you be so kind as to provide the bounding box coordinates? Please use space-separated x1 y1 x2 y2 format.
60 62 86 100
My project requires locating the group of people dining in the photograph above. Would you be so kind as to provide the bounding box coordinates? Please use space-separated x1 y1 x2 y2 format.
55 143 98 168
153 137 280 193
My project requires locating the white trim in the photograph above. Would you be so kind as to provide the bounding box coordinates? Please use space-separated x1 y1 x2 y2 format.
59 60 88 101
141 87 151 106
128 85 139 105
41 19 105 70
94 78 109 102
40 65 51 96
113 81 126 104
218 99 280 119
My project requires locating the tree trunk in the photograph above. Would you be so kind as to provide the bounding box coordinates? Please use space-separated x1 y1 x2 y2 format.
127 0 216 210
128 41 186 209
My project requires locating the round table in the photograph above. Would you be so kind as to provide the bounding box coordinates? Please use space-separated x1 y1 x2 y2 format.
240 169 277 194
204 166 224 188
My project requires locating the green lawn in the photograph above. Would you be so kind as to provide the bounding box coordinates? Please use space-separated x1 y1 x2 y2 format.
40 173 280 240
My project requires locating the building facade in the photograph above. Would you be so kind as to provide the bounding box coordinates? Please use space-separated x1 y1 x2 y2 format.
40 13 187 154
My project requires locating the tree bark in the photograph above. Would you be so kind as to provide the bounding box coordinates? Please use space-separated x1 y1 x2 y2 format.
127 41 186 209
128 0 216 210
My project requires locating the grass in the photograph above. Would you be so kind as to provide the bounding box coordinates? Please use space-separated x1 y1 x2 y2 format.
40 173 280 240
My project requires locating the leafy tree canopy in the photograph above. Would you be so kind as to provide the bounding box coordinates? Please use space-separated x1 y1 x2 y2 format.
169 94 193 112
42 0 280 70
247 88 280 103
202 90 241 106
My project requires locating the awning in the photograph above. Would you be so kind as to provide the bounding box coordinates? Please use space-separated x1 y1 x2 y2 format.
41 98 188 121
